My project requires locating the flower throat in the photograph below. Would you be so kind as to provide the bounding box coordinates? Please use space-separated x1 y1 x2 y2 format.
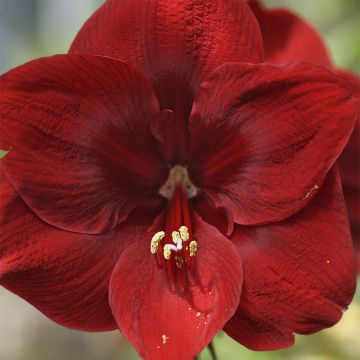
150 165 198 289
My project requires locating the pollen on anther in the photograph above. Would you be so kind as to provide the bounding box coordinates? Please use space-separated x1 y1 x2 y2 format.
151 231 165 254
189 241 198 257
172 231 181 244
179 225 189 241
164 244 172 260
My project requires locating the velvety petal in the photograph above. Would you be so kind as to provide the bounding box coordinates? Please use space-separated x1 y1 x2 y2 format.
337 69 360 271
247 0 360 270
109 214 242 359
193 194 229 236
247 0 331 66
0 54 167 234
189 62 358 226
0 169 161 331
224 167 356 350
70 0 263 115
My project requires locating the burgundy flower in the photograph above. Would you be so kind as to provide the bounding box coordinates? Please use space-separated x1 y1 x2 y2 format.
0 1 358 359
247 0 360 272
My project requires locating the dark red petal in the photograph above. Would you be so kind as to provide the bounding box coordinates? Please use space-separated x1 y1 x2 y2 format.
337 69 360 271
193 194 229 236
224 167 356 350
70 0 263 114
190 62 358 225
109 214 242 359
0 169 160 331
0 54 166 234
0 172 117 331
247 0 331 66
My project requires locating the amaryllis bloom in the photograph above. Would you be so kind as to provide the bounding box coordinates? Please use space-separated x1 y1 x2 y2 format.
0 1 359 359
247 0 360 272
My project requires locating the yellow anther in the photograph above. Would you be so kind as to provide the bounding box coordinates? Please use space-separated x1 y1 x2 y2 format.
189 241 198 257
172 231 181 244
179 226 189 241
150 231 165 254
163 244 172 260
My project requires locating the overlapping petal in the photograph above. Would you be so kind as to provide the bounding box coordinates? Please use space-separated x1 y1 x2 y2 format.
0 168 162 331
247 1 360 271
224 167 356 350
0 54 167 234
193 194 229 235
247 0 331 66
70 0 263 114
190 61 358 226
109 214 242 359
337 70 360 271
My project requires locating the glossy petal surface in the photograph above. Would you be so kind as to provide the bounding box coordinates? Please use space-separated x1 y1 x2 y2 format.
109 214 242 359
0 54 166 234
224 168 356 350
247 0 331 66
190 62 358 225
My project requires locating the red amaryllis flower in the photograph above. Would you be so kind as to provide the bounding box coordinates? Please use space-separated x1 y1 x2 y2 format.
0 1 358 358
247 0 360 272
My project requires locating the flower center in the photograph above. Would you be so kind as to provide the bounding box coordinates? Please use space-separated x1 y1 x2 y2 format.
150 165 198 289
158 164 198 199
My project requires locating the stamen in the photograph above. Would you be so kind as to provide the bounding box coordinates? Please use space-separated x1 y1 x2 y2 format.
150 226 197 275
179 225 189 241
152 165 198 287
172 231 181 245
189 241 198 257
150 231 165 254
